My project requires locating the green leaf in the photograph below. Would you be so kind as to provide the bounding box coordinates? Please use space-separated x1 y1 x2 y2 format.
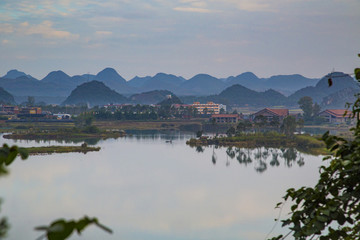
35 216 112 240
4 151 17 166
47 220 75 240
355 68 360 80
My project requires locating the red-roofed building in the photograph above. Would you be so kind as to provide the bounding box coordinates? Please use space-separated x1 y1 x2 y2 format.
250 108 289 122
318 109 353 123
211 114 241 123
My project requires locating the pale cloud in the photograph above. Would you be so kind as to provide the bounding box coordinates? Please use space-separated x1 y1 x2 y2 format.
16 55 32 60
95 31 113 35
21 21 79 40
0 23 14 33
173 7 213 13
2 39 10 45
20 22 29 27
214 0 275 12
95 31 113 37
174 0 214 13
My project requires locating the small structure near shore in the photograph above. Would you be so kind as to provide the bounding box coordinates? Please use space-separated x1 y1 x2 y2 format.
250 108 289 122
318 109 353 123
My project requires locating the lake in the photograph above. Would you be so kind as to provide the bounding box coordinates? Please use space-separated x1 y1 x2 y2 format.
0 132 324 240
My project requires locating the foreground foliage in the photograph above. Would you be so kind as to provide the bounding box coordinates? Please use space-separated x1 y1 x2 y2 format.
269 55 360 239
35 216 113 240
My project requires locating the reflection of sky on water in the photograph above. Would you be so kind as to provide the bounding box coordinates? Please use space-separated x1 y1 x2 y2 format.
0 135 323 240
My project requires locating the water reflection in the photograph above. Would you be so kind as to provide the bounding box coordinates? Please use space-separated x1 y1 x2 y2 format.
1 130 194 147
191 146 305 173
0 134 323 240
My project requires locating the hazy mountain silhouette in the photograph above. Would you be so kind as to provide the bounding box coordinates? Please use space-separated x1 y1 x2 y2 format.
94 68 135 94
2 69 36 80
218 84 287 106
288 72 359 105
1 68 356 107
176 74 226 95
321 87 359 109
130 90 177 105
62 81 127 106
128 76 152 88
0 87 16 104
225 73 318 95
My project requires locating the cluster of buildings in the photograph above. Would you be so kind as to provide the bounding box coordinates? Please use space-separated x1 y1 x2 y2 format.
0 105 71 121
0 102 353 124
209 107 353 125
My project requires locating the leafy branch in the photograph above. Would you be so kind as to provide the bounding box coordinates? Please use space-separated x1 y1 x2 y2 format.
269 54 360 240
35 216 113 240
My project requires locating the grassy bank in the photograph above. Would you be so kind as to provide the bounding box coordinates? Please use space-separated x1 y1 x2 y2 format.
186 132 328 155
3 127 125 141
23 145 101 155
94 120 205 131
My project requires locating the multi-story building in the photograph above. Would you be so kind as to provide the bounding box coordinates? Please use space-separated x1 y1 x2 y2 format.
0 105 19 115
191 102 225 114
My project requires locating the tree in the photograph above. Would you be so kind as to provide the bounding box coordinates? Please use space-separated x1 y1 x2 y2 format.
280 116 297 136
27 96 35 107
270 54 360 240
298 96 314 121
313 103 321 117
297 118 305 133
298 96 321 122
196 130 203 138
226 126 236 137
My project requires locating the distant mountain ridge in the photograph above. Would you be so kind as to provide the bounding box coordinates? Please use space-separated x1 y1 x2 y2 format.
0 68 357 108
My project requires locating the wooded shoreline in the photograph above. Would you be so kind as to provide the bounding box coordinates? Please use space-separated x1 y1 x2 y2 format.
186 133 328 155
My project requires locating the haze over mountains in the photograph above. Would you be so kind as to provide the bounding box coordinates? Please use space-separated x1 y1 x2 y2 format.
0 68 358 108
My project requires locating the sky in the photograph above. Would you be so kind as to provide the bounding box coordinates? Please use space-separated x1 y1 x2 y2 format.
0 0 359 80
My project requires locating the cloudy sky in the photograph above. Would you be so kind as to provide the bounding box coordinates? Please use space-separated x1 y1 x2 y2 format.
0 0 359 80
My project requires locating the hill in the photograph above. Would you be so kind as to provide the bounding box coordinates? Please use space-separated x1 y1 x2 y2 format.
176 74 226 95
94 68 135 94
180 84 287 107
224 72 318 95
157 94 183 106
225 72 263 91
130 90 176 105
2 69 36 80
218 84 287 106
288 72 359 105
62 81 128 106
321 87 359 109
0 87 16 104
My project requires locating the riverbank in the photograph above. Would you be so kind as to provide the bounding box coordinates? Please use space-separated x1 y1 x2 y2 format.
186 132 328 155
3 128 125 141
23 145 101 155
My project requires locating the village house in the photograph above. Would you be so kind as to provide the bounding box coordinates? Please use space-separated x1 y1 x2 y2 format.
0 105 19 115
250 108 289 122
318 109 353 123
210 114 241 123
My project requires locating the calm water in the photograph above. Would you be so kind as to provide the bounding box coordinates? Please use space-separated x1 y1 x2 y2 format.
0 132 324 240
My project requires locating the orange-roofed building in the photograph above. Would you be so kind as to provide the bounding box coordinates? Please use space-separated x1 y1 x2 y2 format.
250 108 289 122
318 109 353 123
